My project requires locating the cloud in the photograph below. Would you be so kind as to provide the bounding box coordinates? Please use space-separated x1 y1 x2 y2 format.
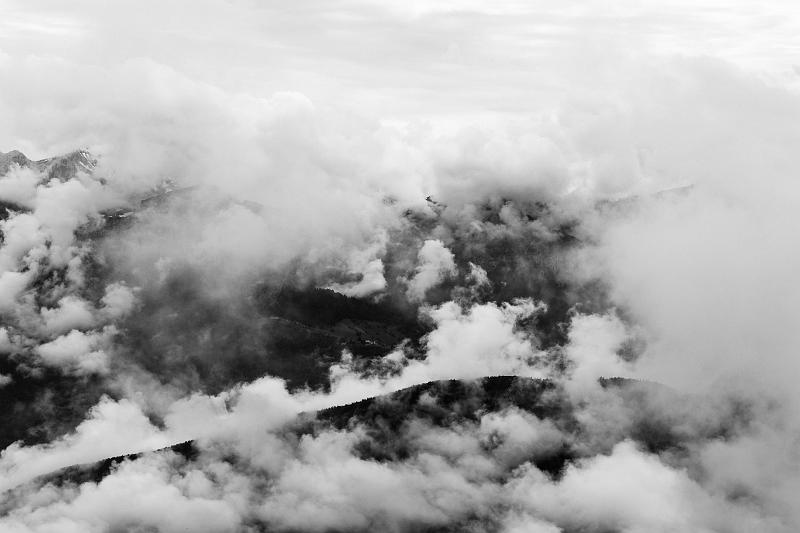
563 313 631 395
40 296 96 337
566 62 800 406
0 327 15 352
0 214 45 273
328 231 389 297
35 328 114 375
98 283 137 319
0 371 795 531
0 165 39 208
32 177 117 264
0 397 169 492
478 407 565 469
0 453 241 533
1 2 800 532
0 271 31 313
697 422 800 528
507 440 778 532
325 299 547 407
405 239 457 301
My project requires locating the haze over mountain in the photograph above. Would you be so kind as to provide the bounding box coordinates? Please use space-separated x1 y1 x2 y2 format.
2 1 800 532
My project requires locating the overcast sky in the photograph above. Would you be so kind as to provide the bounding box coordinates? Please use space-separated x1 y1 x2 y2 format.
3 0 800 130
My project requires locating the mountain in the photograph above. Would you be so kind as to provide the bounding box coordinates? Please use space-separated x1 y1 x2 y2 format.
0 148 610 449
0 149 96 182
24 375 738 497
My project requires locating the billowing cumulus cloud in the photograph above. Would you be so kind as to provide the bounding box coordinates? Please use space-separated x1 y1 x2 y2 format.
0 271 31 313
40 296 96 337
0 397 169 492
35 328 114 375
404 239 457 301
327 231 389 298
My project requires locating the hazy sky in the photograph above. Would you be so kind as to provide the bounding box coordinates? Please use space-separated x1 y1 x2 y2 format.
3 0 800 126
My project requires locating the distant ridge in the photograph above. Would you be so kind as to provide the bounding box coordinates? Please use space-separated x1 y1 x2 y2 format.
21 376 687 491
0 149 96 182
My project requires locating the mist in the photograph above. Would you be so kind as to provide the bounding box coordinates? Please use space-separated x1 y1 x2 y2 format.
1 1 800 532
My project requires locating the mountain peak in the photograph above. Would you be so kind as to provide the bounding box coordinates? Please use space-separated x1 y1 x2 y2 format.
0 150 32 175
0 148 98 183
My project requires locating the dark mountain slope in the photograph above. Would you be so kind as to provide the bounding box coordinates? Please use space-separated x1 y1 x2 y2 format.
22 376 748 494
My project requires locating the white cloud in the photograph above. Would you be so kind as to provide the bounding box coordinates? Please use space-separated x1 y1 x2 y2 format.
0 214 45 273
507 440 774 532
0 454 241 533
328 231 389 297
0 397 169 492
0 327 15 352
99 283 137 319
325 299 546 407
405 239 457 301
255 429 490 532
0 165 39 208
563 313 631 395
40 296 95 337
0 271 31 313
35 328 113 375
32 177 116 264
479 407 564 469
